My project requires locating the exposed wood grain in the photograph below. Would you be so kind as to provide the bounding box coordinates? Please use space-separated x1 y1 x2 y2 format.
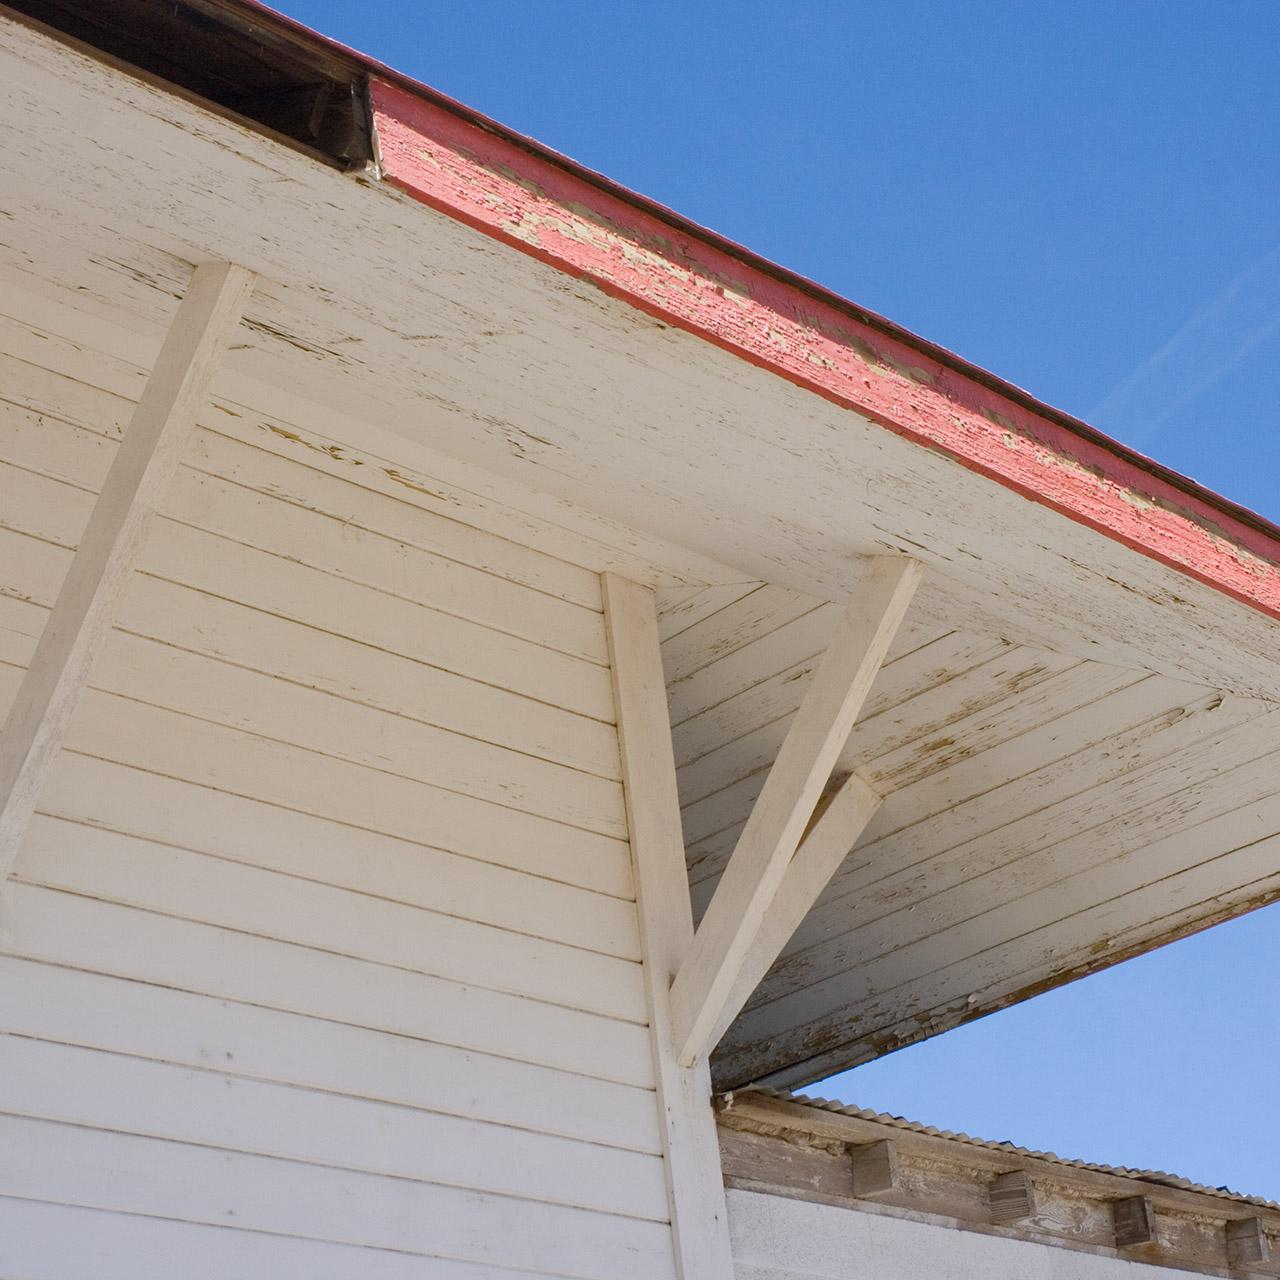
989 1171 1037 1225
1227 1217 1270 1267
1114 1197 1158 1249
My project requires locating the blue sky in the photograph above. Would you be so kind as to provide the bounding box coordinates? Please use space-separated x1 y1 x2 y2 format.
275 1 1280 1197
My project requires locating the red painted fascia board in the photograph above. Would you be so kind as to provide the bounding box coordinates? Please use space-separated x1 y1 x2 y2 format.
370 77 1280 621
177 2 1280 624
194 3 1280 623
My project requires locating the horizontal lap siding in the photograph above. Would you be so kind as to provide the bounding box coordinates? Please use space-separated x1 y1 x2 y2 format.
0 324 673 1278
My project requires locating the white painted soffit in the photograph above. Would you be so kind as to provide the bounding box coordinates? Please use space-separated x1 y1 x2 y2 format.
1 14 1279 700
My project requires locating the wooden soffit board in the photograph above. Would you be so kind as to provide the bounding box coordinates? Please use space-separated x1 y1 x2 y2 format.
4 11 1280 1087
1 14 1279 702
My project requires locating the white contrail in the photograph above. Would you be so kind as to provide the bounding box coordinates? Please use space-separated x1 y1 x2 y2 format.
1088 244 1280 447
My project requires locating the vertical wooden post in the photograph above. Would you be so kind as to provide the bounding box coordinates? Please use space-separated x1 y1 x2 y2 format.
602 572 735 1280
0 261 255 882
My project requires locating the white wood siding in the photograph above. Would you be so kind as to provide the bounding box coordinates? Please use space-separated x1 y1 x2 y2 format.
0 307 677 1279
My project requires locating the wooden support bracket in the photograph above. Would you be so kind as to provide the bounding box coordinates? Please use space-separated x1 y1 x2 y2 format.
0 261 255 883
1113 1195 1158 1249
668 556 923 1067
990 1170 1037 1225
850 1139 899 1198
1226 1217 1270 1267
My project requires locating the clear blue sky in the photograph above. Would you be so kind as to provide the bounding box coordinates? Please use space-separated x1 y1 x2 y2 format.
275 0 1280 1198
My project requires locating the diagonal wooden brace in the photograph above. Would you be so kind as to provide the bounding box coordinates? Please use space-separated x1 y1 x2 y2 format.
669 555 923 1067
0 261 255 883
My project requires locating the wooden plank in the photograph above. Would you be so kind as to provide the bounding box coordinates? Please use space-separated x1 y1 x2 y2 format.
989 1171 1037 1224
1113 1196 1157 1248
680 659 1139 861
661 587 819 687
0 261 253 881
11 817 645 1024
656 582 762 643
0 517 617 723
725 776 1280 1086
0 1034 669 1222
2 884 655 1088
0 955 661 1155
712 773 881 1043
20 784 638 958
0 1115 678 1280
0 1198 557 1280
671 627 996 769
61 576 619 778
0 273 743 595
601 572 735 1280
0 620 628 840
676 642 1058 809
782 682 1257 961
28 753 637 951
0 455 611 667
0 666 633 899
0 384 607 613
1226 1217 1270 1267
752 688 1268 1013
669 557 923 1066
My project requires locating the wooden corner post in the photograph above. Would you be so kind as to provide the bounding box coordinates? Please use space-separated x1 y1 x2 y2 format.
602 573 735 1280
0 261 256 883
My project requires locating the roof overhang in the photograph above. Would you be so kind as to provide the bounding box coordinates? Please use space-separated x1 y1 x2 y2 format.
1 2 1278 1087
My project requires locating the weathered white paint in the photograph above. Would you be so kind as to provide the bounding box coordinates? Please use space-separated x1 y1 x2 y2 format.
0 27 1276 1272
670 557 922 1066
603 573 735 1280
0 298 687 1276
0 137 1276 1098
714 772 882 1039
2 14 1278 714
0 260 253 881
727 1189 1213 1280
666 569 1280 1086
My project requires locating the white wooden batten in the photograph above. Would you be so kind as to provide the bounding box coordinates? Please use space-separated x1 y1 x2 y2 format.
0 261 255 881
602 573 736 1280
668 556 924 1067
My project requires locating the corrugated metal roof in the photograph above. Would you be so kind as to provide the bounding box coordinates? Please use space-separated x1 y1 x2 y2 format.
741 1088 1280 1212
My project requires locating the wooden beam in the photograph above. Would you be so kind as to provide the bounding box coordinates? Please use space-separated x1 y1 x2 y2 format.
1226 1217 1270 1267
0 261 255 883
601 573 735 1280
1113 1195 1158 1248
711 772 881 1049
669 556 923 1066
989 1170 1037 1224
850 1139 899 1198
